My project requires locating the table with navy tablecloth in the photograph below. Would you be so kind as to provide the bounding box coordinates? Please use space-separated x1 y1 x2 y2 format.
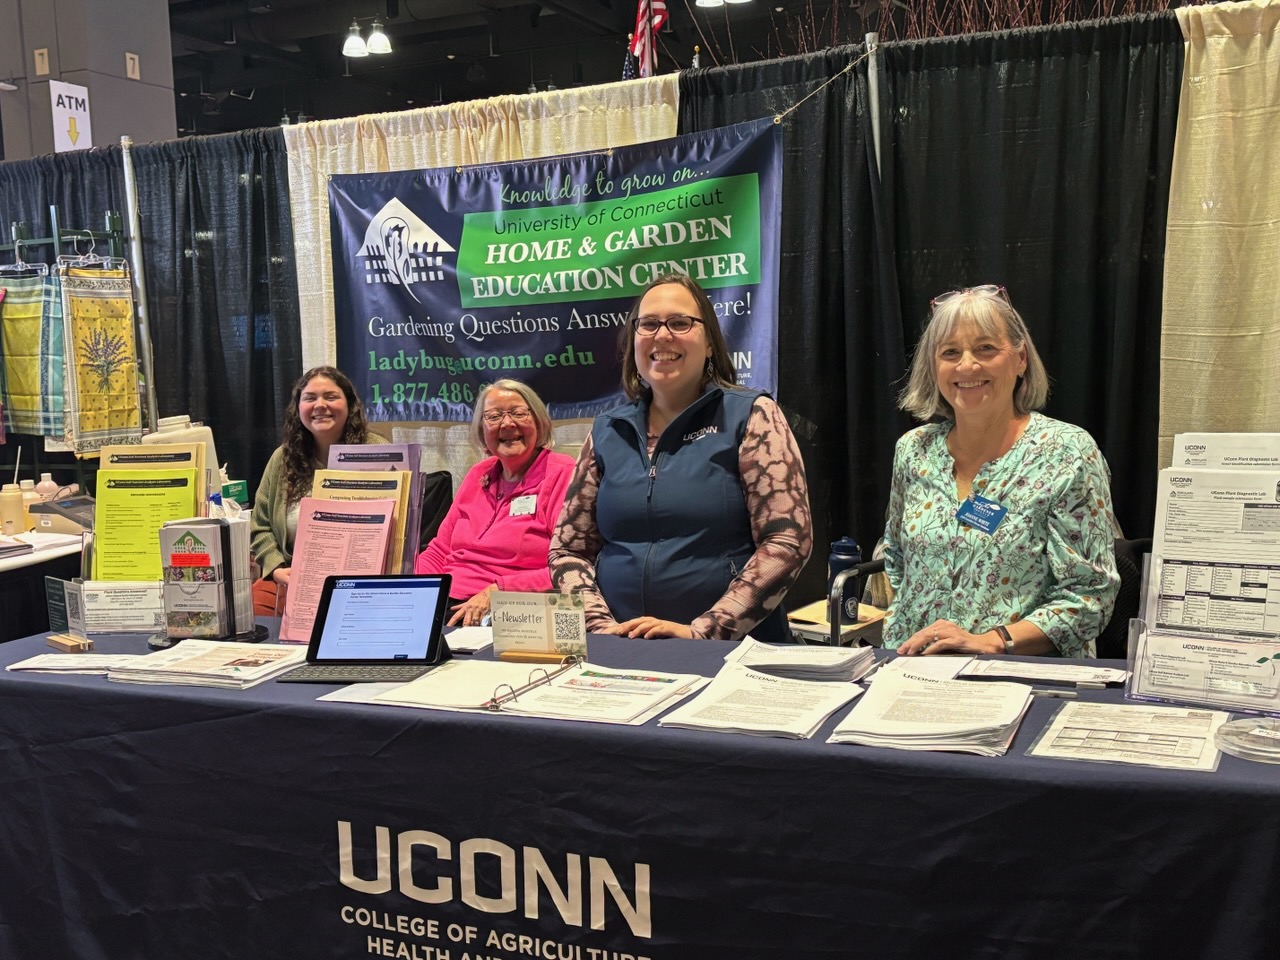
0 631 1277 960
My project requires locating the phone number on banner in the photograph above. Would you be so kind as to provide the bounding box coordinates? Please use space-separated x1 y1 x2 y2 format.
370 382 476 405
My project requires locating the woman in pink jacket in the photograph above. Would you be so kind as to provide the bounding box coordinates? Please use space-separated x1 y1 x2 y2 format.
415 379 574 626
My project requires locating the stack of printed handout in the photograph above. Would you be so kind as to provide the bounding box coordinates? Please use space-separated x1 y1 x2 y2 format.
724 636 877 681
829 670 1033 756
7 653 144 675
107 640 306 689
658 662 863 739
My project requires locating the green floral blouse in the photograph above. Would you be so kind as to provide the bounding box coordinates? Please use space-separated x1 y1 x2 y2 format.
882 413 1120 657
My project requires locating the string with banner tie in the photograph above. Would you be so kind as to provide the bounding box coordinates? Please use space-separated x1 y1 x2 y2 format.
772 48 871 125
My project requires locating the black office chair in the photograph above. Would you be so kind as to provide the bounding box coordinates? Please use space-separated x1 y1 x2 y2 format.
1095 537 1152 660
418 470 454 546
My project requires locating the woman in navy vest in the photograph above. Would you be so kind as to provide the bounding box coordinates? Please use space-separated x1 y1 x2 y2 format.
549 275 812 643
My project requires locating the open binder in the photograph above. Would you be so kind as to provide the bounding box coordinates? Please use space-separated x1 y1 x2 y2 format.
371 657 707 725
483 656 582 711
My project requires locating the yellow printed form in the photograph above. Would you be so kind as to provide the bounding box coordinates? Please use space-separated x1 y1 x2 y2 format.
93 468 199 580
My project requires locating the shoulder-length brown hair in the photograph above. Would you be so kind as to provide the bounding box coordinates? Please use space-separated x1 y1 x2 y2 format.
898 287 1049 421
280 365 372 499
617 274 738 401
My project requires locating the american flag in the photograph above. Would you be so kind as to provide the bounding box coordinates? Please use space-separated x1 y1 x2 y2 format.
622 35 636 81
629 0 669 78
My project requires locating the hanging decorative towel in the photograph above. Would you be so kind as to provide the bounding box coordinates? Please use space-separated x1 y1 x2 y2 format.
0 274 66 437
60 267 142 454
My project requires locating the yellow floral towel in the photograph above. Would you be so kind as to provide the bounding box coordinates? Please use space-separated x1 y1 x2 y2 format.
61 267 142 454
0 275 66 437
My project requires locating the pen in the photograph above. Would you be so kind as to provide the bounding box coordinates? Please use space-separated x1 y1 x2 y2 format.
1031 688 1077 699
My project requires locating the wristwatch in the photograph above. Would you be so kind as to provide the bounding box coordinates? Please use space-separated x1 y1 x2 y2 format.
995 624 1015 655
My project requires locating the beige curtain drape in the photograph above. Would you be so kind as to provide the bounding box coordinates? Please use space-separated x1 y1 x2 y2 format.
282 76 679 481
1161 0 1280 466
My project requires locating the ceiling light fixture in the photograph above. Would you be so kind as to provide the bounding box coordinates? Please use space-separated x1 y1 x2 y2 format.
695 0 725 7
0 79 19 92
343 20 368 58
342 18 393 58
366 20 392 55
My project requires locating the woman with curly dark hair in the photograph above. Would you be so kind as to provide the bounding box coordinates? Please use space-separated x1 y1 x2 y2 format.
250 366 380 615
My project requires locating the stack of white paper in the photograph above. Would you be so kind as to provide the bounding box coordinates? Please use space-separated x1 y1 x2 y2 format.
958 659 1128 685
871 655 973 682
443 626 495 654
6 653 144 675
107 640 306 689
13 531 84 550
658 663 863 739
725 637 877 681
829 671 1032 756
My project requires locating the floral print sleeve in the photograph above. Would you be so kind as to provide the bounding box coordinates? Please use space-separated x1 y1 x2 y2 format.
881 414 1119 657
549 397 813 640
691 396 813 641
1020 435 1119 653
548 433 620 633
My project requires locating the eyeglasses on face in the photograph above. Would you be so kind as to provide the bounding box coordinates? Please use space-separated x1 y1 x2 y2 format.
930 284 1010 309
633 314 704 337
481 407 533 424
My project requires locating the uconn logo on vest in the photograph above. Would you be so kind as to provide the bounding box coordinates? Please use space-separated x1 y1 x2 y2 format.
337 822 653 938
682 425 719 444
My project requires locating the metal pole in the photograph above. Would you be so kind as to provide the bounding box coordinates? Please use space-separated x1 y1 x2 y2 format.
865 32 883 180
120 135 160 431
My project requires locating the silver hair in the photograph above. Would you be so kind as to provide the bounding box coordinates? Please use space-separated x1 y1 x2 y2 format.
470 379 556 454
898 287 1049 421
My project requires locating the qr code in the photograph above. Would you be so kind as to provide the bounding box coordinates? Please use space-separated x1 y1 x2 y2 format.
67 589 82 622
553 611 581 643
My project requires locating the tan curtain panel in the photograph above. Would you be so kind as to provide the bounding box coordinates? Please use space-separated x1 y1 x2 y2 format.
282 76 679 481
1162 1 1280 465
283 77 679 369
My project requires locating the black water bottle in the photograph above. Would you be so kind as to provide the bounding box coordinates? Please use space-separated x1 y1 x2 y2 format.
827 537 862 626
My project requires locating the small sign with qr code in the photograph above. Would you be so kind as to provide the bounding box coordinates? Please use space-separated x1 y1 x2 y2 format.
490 592 587 661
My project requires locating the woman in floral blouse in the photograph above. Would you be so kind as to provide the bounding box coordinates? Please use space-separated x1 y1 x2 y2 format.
884 285 1119 658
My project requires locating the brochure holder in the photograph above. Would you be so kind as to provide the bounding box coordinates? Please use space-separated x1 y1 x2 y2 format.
1125 552 1280 717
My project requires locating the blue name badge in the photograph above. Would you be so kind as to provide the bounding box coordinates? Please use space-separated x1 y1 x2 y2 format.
956 494 1008 534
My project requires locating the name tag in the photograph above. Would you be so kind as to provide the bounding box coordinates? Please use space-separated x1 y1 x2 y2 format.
956 494 1008 534
509 494 537 517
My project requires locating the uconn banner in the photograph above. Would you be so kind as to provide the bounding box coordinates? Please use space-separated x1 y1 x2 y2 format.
328 119 781 422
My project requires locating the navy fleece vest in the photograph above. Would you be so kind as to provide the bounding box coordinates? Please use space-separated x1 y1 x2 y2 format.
591 386 790 643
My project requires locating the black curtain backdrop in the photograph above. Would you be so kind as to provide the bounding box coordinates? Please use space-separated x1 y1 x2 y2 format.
1 13 1179 591
128 128 301 492
882 14 1182 537
680 49 909 605
0 132 299 493
0 146 127 235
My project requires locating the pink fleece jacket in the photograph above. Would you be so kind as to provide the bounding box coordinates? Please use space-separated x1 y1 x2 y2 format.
414 447 575 599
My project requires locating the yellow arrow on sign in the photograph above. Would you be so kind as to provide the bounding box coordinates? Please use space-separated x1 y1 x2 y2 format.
68 116 79 145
